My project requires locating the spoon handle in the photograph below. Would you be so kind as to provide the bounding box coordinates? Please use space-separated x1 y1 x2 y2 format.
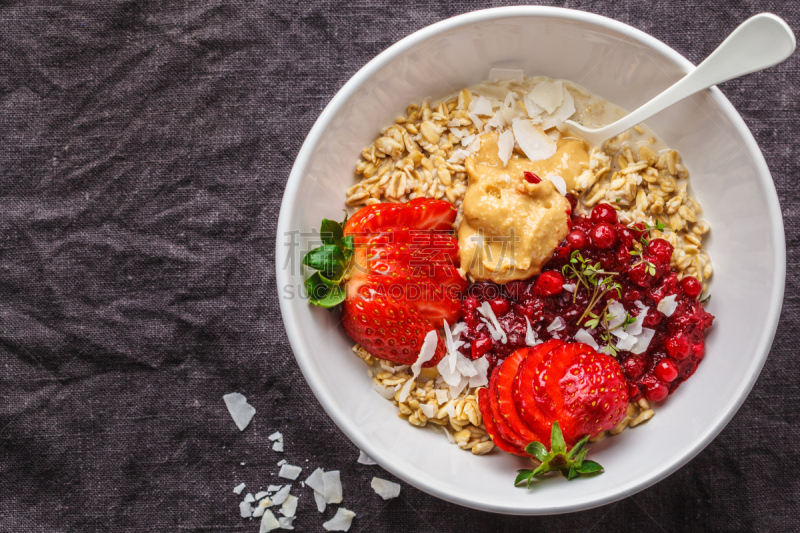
595 13 795 140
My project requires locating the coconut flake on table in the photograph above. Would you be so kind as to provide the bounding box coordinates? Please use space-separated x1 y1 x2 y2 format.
273 441 284 452
512 119 557 162
223 393 256 431
259 510 281 533
575 328 600 351
271 485 293 506
547 316 566 332
240 501 253 518
478 301 508 344
268 431 283 442
398 329 438 402
488 68 524 83
244 493 256 503
267 485 282 492
305 468 325 493
544 172 567 196
280 494 298 517
253 498 271 518
371 477 402 500
357 450 377 465
657 294 678 317
279 464 302 481
313 490 327 513
542 88 576 130
528 80 563 114
279 516 295 530
255 491 269 500
233 482 246 495
497 129 515 166
322 470 343 504
323 508 356 532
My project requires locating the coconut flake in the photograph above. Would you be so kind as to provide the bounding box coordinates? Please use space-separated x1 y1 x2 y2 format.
547 317 566 332
466 136 482 154
419 403 435 418
523 93 545 119
443 427 455 443
627 302 649 336
271 485 292 505
399 330 439 402
255 491 269 501
542 88 576 130
447 375 470 400
305 468 325 493
244 493 256 503
322 470 343 504
607 300 627 330
233 483 246 495
223 393 256 431
472 96 493 116
657 294 678 317
477 301 507 344
544 173 567 196
528 80 563 114
468 356 490 388
488 68 524 83
268 485 282 492
268 431 283 442
617 333 638 352
372 382 397 400
323 508 356 532
314 490 327 513
468 112 483 133
525 317 541 346
563 283 576 293
280 495 298 517
260 510 281 533
272 441 284 452
435 389 449 405
631 328 656 354
240 501 253 518
512 119 557 162
278 464 301 481
575 329 600 350
371 477 402 500
357 450 377 465
497 129 515 166
278 516 295 530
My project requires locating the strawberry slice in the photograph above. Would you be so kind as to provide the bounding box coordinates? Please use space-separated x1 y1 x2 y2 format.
344 197 457 239
513 339 564 447
477 388 526 457
494 348 550 447
546 349 629 443
487 366 529 449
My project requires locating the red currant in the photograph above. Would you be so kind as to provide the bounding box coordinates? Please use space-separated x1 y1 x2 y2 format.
622 355 646 380
665 335 691 360
646 238 674 267
617 225 636 248
566 229 588 249
641 375 669 402
590 222 618 249
591 203 618 224
680 276 703 299
488 297 510 316
472 336 493 358
654 359 679 382
533 271 565 297
628 261 655 288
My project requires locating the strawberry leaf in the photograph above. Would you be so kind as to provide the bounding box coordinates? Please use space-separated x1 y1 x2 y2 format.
305 273 346 309
303 245 346 277
550 421 566 455
576 460 604 475
524 441 548 462
514 470 534 487
320 218 344 247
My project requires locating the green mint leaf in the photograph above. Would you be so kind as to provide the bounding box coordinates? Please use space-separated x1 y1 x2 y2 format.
525 442 549 462
550 421 566 455
302 244 346 277
305 273 346 308
576 460 604 474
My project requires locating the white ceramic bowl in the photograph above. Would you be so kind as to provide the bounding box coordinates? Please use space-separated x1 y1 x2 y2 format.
276 6 785 515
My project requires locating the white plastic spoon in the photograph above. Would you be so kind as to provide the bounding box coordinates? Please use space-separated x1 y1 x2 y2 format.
565 13 796 146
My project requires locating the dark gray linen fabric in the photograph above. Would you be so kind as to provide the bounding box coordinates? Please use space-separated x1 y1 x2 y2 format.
0 1 798 531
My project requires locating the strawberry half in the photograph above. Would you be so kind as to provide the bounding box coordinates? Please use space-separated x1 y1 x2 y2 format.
304 199 466 366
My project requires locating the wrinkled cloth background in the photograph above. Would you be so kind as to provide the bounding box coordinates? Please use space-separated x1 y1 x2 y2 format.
0 1 798 531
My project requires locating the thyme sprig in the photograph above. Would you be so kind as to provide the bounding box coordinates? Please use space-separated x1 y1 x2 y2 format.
561 251 622 327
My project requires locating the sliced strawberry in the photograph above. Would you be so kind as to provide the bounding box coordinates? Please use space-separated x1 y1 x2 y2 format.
540 343 596 444
547 350 629 443
514 339 563 447
344 198 457 238
495 348 550 447
477 388 526 457
487 366 529 449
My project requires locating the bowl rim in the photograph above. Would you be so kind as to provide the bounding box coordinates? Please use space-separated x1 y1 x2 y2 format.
275 5 786 515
